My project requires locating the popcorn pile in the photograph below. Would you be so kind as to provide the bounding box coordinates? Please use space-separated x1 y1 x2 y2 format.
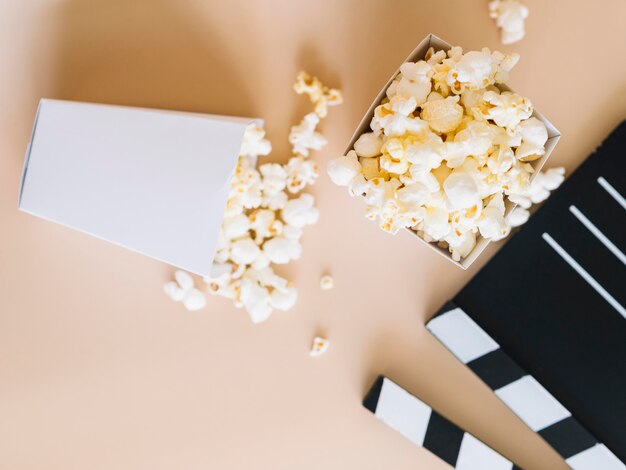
328 46 564 262
489 0 529 45
165 72 342 323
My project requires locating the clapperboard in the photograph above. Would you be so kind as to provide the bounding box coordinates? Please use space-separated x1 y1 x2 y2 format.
364 376 519 469
427 121 626 469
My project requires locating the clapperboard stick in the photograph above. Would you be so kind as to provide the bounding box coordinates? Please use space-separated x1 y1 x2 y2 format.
427 304 624 469
364 376 518 469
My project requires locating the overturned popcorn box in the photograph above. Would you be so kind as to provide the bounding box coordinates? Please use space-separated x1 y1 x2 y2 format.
19 99 259 276
345 33 560 268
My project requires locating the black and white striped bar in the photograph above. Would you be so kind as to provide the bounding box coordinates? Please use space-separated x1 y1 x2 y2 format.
364 376 515 469
427 303 624 470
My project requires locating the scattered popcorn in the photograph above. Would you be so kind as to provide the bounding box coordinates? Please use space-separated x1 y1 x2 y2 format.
489 0 529 45
282 194 320 228
328 46 563 261
320 274 334 290
289 112 327 157
163 270 207 311
310 336 330 357
166 72 342 322
294 71 343 118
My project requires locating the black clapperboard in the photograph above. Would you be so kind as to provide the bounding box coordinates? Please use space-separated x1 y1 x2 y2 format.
427 121 626 468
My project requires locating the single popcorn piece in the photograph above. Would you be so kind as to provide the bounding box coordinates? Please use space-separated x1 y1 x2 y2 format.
320 274 334 290
391 61 433 105
285 156 318 193
489 0 529 45
354 132 383 158
477 90 533 131
294 71 343 118
443 171 480 210
240 124 272 159
328 43 560 263
310 336 330 357
515 117 548 161
420 93 464 133
289 112 327 157
327 150 369 196
163 270 207 311
281 194 320 228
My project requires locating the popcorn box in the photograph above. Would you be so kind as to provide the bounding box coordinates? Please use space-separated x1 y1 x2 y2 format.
19 99 257 276
345 33 561 269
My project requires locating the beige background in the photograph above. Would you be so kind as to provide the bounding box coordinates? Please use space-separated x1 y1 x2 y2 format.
1 0 625 468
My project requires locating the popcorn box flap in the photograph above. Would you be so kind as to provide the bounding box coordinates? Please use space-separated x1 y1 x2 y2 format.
347 33 561 269
19 99 257 276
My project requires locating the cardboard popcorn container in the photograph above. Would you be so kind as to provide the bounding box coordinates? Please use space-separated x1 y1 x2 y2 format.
19 99 259 276
345 33 561 269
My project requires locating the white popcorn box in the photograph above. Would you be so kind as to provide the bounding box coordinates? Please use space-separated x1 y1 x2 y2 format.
19 99 259 276
345 33 561 269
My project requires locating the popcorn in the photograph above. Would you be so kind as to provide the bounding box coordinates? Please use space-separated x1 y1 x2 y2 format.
477 193 509 240
371 96 427 137
165 72 341 322
320 274 334 290
239 124 272 159
477 90 533 131
230 237 262 265
508 167 565 208
354 132 383 158
294 71 343 118
240 277 272 324
259 163 287 195
327 150 369 196
507 206 530 227
285 156 318 193
249 209 282 243
447 49 519 94
310 336 330 357
289 112 327 157
515 117 548 161
281 194 320 228
443 171 480 210
489 0 529 45
222 214 251 239
263 236 302 264
420 93 464 133
329 44 561 262
270 285 298 312
163 270 207 311
389 61 433 105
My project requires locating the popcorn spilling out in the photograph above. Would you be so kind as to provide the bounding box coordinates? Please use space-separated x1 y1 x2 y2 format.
310 336 330 357
489 0 529 45
165 72 342 322
320 274 334 290
328 46 563 262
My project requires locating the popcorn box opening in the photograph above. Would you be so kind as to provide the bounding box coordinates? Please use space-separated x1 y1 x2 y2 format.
345 33 561 269
19 99 258 276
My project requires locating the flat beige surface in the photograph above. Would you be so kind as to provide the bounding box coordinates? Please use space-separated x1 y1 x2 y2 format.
1 1 625 469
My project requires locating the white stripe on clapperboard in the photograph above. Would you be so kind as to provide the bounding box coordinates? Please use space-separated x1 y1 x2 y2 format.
542 176 626 320
598 176 626 210
375 378 513 470
569 206 626 266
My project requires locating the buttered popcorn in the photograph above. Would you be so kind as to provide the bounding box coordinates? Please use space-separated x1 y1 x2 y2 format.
165 72 341 323
328 46 563 262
